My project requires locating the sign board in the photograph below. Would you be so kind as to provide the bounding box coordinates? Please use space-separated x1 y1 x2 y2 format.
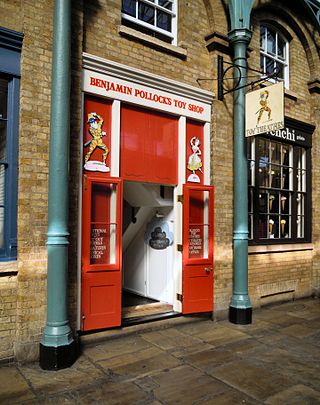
245 82 284 137
83 69 211 122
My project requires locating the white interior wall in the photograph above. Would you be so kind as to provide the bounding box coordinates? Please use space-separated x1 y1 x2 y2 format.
122 186 175 304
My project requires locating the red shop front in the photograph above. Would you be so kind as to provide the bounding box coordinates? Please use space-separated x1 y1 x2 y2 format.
79 57 214 331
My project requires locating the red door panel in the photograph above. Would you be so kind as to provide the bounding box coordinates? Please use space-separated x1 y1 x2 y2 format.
82 272 121 331
81 175 123 331
182 184 214 314
183 266 213 313
120 104 178 184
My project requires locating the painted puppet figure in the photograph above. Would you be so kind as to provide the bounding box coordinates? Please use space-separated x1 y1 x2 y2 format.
84 112 109 165
256 89 272 124
187 136 203 173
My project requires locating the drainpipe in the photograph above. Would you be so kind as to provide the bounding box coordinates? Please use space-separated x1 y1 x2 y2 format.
228 0 254 324
40 0 76 369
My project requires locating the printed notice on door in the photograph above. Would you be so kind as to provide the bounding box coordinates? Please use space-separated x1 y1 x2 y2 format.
189 227 203 258
90 226 109 264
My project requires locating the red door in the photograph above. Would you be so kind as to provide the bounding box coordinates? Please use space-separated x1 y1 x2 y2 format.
182 184 214 314
81 175 123 331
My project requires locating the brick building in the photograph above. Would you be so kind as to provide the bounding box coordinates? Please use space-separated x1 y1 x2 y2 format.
0 0 319 366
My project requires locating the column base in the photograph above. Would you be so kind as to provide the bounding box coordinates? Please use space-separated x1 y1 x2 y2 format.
40 340 78 370
229 306 252 325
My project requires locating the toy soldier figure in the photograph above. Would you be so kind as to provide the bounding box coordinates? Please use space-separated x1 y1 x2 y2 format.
85 112 109 165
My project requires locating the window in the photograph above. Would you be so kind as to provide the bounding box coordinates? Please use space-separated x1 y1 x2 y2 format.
121 0 177 44
260 25 289 88
0 27 22 260
248 131 311 244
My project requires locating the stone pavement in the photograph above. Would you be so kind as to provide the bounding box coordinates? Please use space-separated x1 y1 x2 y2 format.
1 297 320 404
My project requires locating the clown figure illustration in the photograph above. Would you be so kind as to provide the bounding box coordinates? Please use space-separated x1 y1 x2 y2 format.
187 136 203 183
84 112 110 172
256 89 272 125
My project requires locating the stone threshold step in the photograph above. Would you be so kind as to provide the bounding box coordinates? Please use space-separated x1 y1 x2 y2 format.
79 312 212 348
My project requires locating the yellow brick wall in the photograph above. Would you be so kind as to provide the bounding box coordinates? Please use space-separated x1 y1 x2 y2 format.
0 275 17 361
0 0 54 361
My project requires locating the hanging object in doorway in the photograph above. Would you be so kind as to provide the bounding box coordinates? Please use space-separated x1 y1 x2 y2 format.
84 112 110 172
187 136 203 183
145 218 174 250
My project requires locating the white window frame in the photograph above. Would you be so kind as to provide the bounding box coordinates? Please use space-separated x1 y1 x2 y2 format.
121 0 178 45
260 24 290 89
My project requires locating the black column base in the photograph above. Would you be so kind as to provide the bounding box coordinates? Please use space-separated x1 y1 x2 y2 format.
40 340 78 370
229 306 252 325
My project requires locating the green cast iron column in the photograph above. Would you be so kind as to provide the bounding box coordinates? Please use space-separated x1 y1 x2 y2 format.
228 0 254 324
40 0 76 370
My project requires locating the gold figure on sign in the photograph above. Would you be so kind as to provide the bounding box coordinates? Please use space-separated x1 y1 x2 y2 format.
84 112 110 173
256 90 272 124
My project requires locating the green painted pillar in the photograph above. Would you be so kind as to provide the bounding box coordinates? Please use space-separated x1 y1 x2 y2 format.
40 0 77 369
228 0 254 324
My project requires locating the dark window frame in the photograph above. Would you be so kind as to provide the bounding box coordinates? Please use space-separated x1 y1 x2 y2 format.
248 119 313 246
0 27 23 261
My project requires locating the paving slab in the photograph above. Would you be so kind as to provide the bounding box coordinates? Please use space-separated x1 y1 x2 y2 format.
74 379 151 405
151 364 229 405
179 323 252 347
0 367 36 404
19 357 105 397
140 328 204 351
280 323 319 338
265 384 320 405
182 346 237 372
209 358 294 402
83 334 153 362
97 346 182 379
198 389 260 405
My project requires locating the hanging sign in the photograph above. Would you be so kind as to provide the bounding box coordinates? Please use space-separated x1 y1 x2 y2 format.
245 82 284 137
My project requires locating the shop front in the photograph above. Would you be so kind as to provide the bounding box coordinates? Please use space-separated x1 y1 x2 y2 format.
79 55 214 332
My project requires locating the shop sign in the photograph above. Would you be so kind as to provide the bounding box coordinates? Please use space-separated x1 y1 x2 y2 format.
83 69 211 121
245 82 284 137
263 119 313 148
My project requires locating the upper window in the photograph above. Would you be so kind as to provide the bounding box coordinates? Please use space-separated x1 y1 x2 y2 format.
121 0 177 45
260 25 289 88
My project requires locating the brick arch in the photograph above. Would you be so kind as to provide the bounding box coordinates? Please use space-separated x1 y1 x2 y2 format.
201 0 229 33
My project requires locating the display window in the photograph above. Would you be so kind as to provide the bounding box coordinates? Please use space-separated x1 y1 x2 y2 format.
248 120 312 244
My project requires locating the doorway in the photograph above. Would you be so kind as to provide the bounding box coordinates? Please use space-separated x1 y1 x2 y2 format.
122 181 175 320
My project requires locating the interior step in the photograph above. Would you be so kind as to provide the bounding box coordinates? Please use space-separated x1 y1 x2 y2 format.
122 302 173 319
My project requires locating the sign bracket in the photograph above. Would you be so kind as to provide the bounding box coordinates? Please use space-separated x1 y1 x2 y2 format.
197 56 282 101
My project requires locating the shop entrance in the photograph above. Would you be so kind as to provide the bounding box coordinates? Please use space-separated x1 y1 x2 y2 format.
80 87 214 332
121 182 175 320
